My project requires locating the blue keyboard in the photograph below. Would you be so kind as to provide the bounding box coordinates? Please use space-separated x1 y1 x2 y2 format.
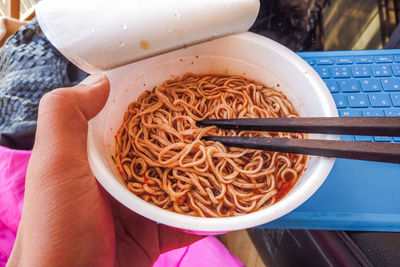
304 51 400 143
260 49 400 232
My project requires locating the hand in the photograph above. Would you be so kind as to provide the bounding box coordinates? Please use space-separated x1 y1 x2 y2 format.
7 74 203 267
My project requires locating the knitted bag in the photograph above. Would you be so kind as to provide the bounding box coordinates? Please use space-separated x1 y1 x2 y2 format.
0 19 83 150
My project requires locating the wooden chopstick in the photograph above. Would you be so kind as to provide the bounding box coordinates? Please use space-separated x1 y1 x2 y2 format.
202 136 400 164
197 117 400 136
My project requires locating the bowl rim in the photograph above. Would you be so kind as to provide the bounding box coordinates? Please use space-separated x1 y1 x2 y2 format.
88 31 338 232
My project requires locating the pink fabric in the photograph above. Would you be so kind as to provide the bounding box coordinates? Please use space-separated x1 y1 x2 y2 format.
0 146 30 266
154 236 244 267
0 146 243 267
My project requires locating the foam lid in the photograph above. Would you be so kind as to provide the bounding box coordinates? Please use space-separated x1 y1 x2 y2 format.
36 0 260 73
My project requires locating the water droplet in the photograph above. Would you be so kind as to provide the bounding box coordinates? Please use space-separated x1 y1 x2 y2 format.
167 26 172 33
226 3 230 8
121 23 127 30
120 41 125 48
174 12 181 19
90 28 95 33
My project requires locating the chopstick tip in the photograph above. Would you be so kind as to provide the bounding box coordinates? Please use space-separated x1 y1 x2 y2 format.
201 136 216 142
196 120 204 127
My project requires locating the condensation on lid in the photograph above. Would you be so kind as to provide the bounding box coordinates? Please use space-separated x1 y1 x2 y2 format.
36 0 260 73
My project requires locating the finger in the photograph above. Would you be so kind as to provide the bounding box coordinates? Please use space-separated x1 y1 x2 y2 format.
158 225 205 253
34 73 110 159
110 198 161 264
19 75 115 266
75 73 111 120
28 73 110 189
109 192 204 256
38 73 110 122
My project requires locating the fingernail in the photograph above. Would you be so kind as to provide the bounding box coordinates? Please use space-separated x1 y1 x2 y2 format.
81 73 105 85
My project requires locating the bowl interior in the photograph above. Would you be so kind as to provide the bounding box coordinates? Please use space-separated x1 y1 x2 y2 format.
88 32 338 232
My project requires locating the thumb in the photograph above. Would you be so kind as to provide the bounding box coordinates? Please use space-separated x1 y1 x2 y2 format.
34 73 110 158
40 73 110 121
75 73 111 120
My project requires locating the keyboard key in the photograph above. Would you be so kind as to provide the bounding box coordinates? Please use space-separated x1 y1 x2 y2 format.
394 55 400 63
314 67 331 78
333 95 347 108
362 108 384 117
340 109 362 117
374 136 392 142
368 93 391 107
347 94 368 108
374 56 393 63
384 108 400 117
316 58 334 65
360 79 382 92
381 78 400 92
340 135 354 141
355 56 373 64
351 65 371 78
391 64 400 76
390 93 400 106
338 80 360 92
331 66 351 78
355 136 373 142
324 80 339 93
371 64 392 77
335 57 353 64
304 58 314 66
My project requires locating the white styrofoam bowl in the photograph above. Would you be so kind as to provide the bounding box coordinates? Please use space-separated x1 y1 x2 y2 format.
87 32 338 233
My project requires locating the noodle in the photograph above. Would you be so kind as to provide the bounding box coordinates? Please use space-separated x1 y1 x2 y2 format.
114 73 307 217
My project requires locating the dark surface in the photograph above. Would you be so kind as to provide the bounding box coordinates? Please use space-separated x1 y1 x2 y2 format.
347 232 400 267
248 228 400 267
248 228 373 267
249 0 329 51
385 23 400 49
